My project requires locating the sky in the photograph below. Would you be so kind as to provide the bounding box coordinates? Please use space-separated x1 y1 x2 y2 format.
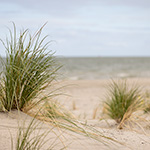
0 0 150 57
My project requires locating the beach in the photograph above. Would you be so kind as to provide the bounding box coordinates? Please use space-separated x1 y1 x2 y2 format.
1 0 150 147
1 78 150 150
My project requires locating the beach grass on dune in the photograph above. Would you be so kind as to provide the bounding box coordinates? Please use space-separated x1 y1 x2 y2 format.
0 23 127 149
15 118 49 150
103 80 144 128
0 23 61 111
11 113 66 150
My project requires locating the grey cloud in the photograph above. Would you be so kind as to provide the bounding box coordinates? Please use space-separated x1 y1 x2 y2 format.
103 0 150 8
51 26 150 56
0 0 150 57
1 0 150 17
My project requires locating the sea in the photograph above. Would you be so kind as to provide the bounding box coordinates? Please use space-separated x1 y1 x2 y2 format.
57 57 150 80
1 57 150 80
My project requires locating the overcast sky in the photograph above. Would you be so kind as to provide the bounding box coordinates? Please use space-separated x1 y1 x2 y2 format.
0 0 150 57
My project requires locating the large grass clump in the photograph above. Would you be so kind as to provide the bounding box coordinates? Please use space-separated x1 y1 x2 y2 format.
0 23 60 111
103 80 143 128
0 24 124 149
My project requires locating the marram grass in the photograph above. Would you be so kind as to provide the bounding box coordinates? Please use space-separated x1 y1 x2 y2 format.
0 23 61 111
0 24 125 149
10 112 66 150
103 80 144 128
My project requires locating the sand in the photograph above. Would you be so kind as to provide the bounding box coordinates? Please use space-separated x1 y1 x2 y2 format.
1 78 150 150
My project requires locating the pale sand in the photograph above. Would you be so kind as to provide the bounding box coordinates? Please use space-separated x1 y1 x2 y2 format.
1 78 150 150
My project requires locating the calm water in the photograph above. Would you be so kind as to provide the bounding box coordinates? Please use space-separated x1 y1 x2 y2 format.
57 57 150 80
1 57 150 80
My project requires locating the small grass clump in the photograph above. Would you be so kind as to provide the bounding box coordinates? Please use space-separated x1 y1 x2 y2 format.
10 113 65 150
103 80 143 128
0 23 60 111
15 118 49 150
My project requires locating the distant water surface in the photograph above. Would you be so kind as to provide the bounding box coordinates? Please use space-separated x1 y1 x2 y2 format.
1 57 150 80
57 57 150 80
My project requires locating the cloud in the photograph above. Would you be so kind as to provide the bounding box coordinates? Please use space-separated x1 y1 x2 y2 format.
0 0 150 56
104 0 150 8
1 0 150 17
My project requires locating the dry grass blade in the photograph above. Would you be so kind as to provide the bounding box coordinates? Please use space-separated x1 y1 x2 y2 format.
25 100 125 147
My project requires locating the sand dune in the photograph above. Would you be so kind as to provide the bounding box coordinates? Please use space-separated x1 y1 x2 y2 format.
1 78 150 150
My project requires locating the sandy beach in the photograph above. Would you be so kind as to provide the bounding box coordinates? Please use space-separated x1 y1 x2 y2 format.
1 0 150 149
1 78 150 150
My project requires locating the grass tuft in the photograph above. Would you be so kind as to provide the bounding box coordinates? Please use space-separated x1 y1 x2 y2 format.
0 23 60 111
103 80 144 128
10 112 65 150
